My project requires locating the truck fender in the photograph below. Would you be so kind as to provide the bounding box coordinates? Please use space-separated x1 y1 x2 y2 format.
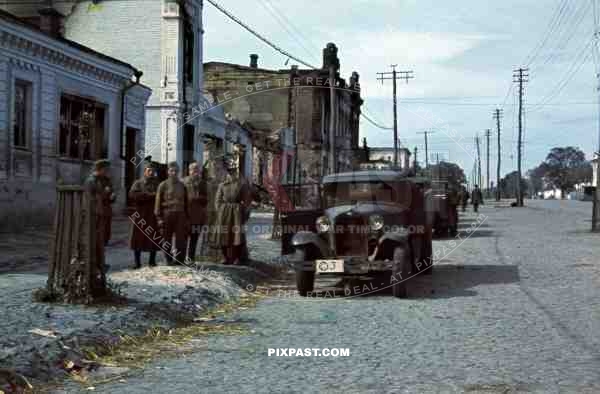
291 231 330 257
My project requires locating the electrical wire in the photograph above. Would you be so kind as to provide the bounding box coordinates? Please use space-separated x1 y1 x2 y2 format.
205 0 317 69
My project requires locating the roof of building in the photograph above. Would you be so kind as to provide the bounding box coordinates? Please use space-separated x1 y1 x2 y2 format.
204 61 293 74
0 8 139 74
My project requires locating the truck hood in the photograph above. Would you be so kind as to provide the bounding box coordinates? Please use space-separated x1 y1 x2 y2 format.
324 202 408 221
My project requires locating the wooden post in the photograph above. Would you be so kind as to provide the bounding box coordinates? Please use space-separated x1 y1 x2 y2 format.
46 185 105 303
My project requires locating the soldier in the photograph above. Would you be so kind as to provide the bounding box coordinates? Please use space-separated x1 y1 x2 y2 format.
210 156 251 265
460 185 470 212
128 162 161 269
472 184 484 213
155 162 189 266
447 185 460 236
183 161 209 263
84 159 114 279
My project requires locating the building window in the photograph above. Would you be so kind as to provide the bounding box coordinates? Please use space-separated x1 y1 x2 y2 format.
59 94 106 160
13 80 31 148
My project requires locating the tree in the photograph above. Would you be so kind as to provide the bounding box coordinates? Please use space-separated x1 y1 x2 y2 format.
542 147 592 197
527 164 548 197
428 161 466 190
499 171 528 199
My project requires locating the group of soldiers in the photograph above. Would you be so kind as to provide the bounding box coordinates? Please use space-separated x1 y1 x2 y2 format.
85 155 252 271
445 184 485 235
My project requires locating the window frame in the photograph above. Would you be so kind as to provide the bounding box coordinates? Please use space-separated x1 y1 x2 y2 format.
12 79 32 149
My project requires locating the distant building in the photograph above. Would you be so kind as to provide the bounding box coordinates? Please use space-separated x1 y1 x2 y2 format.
358 139 412 171
0 8 151 225
204 43 363 189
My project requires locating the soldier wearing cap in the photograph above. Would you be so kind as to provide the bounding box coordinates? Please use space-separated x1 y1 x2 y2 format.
183 161 208 263
85 159 115 243
128 162 161 269
84 159 115 275
210 156 251 265
155 161 189 265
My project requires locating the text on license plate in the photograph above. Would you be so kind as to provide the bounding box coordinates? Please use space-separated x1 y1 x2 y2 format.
316 259 344 273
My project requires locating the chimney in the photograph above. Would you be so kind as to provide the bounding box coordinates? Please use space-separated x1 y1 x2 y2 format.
38 7 64 38
249 54 259 68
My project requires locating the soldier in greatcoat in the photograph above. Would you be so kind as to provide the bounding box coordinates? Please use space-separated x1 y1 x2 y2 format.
128 162 161 269
471 185 484 213
84 159 114 280
183 161 209 263
210 156 251 265
155 162 189 265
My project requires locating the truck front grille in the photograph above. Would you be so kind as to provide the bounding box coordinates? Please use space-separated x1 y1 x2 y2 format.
334 215 368 256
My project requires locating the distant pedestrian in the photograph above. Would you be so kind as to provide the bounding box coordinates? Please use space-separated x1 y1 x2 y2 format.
128 162 161 269
155 162 189 265
460 185 469 212
472 185 484 213
183 161 208 263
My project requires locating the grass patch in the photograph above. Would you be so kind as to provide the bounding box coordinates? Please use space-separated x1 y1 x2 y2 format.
79 294 259 370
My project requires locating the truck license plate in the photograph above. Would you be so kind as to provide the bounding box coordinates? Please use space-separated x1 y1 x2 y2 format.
316 259 344 273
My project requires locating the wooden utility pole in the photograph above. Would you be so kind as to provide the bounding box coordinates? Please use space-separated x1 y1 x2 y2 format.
485 129 491 194
377 66 413 167
417 130 434 170
514 67 529 207
494 109 503 201
592 22 600 231
413 146 418 170
475 135 482 187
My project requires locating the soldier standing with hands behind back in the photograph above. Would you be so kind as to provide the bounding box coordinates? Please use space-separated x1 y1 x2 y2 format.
155 162 189 265
183 161 208 263
128 162 160 269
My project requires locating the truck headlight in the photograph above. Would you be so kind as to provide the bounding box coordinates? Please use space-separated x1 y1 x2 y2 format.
316 216 331 233
369 214 384 231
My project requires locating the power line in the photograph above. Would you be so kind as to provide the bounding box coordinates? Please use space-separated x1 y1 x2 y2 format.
523 0 570 66
361 112 393 130
205 0 317 69
258 0 319 63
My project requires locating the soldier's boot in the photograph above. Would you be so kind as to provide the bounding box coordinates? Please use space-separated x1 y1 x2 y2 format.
133 250 142 270
148 251 157 267
164 251 174 266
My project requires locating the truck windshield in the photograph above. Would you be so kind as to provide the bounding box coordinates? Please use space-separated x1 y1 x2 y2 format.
323 182 400 207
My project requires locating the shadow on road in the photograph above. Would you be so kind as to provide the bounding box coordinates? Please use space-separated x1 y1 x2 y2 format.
305 264 520 300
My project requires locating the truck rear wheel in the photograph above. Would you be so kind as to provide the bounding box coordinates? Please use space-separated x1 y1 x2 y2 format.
392 247 408 298
294 249 315 297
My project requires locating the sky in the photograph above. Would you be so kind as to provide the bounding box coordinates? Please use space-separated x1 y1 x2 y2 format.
203 0 600 185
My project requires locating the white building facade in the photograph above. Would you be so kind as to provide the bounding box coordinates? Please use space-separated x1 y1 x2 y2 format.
0 9 151 226
0 0 230 174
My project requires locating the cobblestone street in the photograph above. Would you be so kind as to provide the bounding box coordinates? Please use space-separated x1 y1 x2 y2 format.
49 201 600 393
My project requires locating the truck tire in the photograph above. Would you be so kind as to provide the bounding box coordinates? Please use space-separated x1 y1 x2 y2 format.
294 249 315 297
392 246 408 298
